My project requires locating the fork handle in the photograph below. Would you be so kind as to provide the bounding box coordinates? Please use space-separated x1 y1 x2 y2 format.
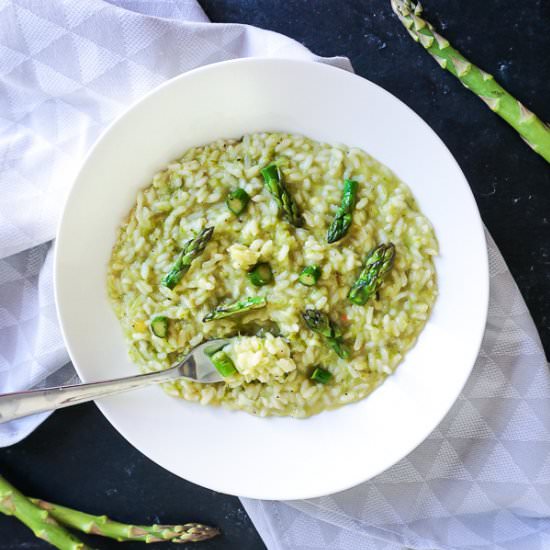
0 369 179 424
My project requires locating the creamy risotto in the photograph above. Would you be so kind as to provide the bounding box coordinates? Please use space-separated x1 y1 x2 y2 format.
107 132 438 417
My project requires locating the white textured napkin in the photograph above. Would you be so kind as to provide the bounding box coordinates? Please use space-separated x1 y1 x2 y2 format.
1 1 549 549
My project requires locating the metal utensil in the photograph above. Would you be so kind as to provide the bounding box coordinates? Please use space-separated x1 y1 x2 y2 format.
0 338 231 424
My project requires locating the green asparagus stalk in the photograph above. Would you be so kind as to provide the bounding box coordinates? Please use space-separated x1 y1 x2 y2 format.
298 265 321 286
302 309 349 359
203 296 267 322
391 0 550 164
327 179 358 243
162 227 214 289
206 349 237 377
248 262 274 287
0 477 88 550
150 316 169 338
260 163 303 227
348 243 395 305
310 366 332 384
30 499 220 544
226 188 250 216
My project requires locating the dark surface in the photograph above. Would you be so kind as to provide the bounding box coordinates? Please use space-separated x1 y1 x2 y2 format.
1 1 549 548
0 403 259 549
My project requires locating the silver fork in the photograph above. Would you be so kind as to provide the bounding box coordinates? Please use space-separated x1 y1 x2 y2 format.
0 338 230 424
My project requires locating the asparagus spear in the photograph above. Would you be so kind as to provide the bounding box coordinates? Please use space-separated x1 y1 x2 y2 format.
150 316 169 338
0 476 88 550
226 188 250 216
327 179 358 243
30 499 220 544
298 265 321 286
260 163 303 227
302 309 350 359
203 296 267 322
310 366 332 384
348 243 395 305
248 262 273 287
391 0 550 164
161 227 214 289
206 349 237 377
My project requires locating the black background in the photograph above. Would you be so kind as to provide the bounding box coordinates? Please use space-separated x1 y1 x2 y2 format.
1 1 549 548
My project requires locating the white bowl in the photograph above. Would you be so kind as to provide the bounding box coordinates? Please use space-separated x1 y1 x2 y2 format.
54 58 488 500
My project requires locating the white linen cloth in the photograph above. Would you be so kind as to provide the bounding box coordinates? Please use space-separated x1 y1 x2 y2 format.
1 1 549 548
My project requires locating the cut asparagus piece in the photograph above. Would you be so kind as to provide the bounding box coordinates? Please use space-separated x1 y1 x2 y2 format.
150 316 169 338
161 227 214 289
248 262 273 287
30 499 220 544
0 476 88 550
298 265 321 286
391 0 550 164
203 296 267 322
260 163 303 227
207 349 237 377
226 188 250 216
302 309 350 359
310 366 332 384
327 179 358 243
348 243 395 305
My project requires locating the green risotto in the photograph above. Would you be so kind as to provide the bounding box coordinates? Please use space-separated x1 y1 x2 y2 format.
107 132 438 417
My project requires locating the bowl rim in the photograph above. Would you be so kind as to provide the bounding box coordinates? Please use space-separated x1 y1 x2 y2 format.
54 57 489 499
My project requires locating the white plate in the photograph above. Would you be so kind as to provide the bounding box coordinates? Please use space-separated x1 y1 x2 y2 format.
55 58 488 500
